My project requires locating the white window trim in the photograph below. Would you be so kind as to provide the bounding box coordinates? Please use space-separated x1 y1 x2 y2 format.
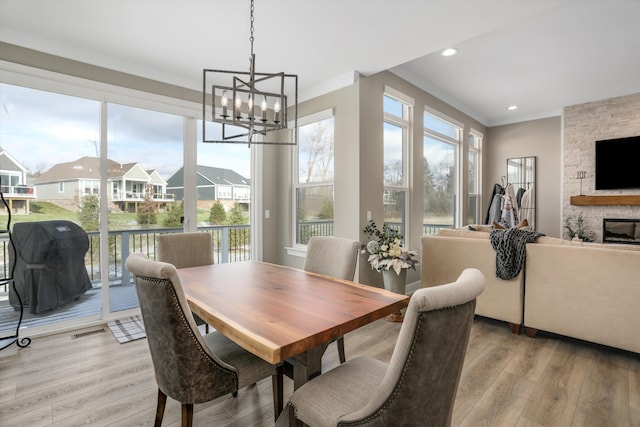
383 90 412 245
286 108 335 257
423 106 463 229
384 85 415 107
468 129 483 224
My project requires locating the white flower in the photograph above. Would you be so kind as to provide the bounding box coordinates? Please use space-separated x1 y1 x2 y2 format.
361 220 419 273
366 240 380 255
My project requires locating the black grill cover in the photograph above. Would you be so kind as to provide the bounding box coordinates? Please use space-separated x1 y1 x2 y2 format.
9 220 92 314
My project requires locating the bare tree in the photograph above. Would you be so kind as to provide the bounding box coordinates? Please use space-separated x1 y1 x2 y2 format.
384 159 403 186
300 121 333 183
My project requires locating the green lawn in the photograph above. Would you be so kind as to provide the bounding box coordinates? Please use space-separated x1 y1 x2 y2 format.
8 202 213 231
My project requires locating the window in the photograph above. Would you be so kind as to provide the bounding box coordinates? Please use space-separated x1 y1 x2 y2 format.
0 82 102 331
0 173 20 188
197 120 252 263
217 185 232 199
383 93 411 237
1 67 253 335
423 110 462 233
294 110 334 245
468 131 482 225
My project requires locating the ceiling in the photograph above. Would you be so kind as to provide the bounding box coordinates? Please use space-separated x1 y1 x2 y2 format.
1 0 639 127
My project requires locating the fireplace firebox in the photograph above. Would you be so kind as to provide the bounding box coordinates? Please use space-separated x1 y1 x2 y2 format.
603 218 640 245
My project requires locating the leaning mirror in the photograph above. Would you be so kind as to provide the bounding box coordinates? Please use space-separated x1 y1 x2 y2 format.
506 156 536 230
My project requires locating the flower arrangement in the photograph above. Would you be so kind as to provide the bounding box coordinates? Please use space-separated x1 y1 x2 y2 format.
361 221 419 275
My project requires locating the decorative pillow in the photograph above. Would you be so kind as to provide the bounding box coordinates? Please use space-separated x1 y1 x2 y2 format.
491 219 529 230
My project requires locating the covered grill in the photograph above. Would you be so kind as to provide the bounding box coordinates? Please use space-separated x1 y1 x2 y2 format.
9 220 92 314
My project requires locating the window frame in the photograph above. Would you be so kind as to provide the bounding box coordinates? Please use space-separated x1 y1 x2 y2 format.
468 129 483 225
291 108 335 248
383 89 413 241
423 107 463 231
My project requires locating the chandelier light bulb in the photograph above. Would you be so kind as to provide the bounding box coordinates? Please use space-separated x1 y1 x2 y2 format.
235 97 242 118
261 97 268 120
273 99 281 123
220 91 229 117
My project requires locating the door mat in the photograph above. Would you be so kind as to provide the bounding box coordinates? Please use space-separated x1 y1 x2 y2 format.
107 316 146 343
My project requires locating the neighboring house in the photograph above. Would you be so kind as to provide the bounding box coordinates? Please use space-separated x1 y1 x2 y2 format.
166 165 250 209
33 156 174 213
0 147 36 214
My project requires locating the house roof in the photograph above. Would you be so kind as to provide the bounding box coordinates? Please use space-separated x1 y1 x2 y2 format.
196 165 250 186
0 147 29 173
33 156 129 184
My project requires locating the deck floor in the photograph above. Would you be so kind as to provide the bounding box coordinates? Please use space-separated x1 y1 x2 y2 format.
0 285 139 335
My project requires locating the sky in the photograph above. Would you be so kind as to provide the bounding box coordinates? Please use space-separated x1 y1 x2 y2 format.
0 83 251 179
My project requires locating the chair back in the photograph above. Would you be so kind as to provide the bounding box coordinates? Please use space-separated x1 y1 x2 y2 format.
157 232 213 268
303 236 360 281
125 253 238 404
339 268 485 426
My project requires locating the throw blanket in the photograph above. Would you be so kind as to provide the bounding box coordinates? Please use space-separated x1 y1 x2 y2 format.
490 228 544 280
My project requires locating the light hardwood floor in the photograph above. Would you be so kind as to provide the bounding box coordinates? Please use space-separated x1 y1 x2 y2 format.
1 316 639 426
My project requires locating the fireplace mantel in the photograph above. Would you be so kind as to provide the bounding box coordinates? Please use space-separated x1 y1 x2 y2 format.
570 195 640 206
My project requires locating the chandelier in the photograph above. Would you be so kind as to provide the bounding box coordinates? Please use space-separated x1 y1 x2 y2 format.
202 0 298 145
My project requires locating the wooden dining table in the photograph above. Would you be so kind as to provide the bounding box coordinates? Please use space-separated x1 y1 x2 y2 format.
177 260 409 389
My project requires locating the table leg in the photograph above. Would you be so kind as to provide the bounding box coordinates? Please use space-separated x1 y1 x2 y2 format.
292 345 323 390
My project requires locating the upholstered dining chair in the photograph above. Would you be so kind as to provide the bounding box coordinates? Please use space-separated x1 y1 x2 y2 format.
287 268 485 427
303 236 360 364
125 253 283 427
157 232 213 332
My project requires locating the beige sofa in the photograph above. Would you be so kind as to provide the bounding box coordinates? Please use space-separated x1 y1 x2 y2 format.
421 230 524 333
421 228 640 354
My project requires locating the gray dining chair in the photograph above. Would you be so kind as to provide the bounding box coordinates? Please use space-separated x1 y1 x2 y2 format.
125 253 283 426
303 236 360 364
157 232 213 332
287 268 485 427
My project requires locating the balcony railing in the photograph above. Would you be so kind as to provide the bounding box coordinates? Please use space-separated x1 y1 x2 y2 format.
0 222 451 288
0 225 251 289
111 192 175 202
296 221 450 245
0 185 36 197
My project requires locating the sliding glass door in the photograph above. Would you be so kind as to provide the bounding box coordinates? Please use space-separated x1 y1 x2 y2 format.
106 103 184 314
0 77 255 336
0 82 103 333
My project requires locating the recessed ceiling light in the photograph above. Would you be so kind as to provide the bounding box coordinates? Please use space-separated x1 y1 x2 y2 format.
441 48 458 57
508 105 518 111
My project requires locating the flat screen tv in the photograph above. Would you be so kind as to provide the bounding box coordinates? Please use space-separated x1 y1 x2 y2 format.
595 135 640 190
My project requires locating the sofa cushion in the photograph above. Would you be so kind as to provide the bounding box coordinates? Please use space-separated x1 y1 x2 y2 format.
437 228 491 239
438 227 640 251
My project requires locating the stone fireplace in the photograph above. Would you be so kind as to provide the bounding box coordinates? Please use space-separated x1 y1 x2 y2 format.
563 92 640 242
603 218 640 245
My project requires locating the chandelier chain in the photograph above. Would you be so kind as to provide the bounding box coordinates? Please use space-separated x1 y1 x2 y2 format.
249 0 255 57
